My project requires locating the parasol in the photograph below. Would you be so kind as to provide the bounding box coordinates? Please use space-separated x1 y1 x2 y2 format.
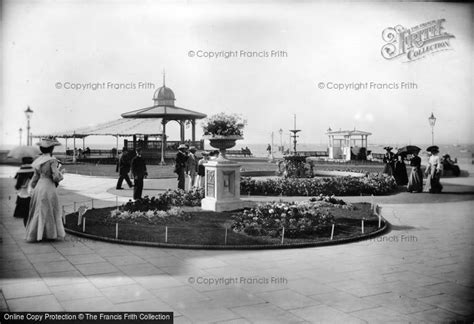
426 145 439 153
7 145 41 159
397 145 421 155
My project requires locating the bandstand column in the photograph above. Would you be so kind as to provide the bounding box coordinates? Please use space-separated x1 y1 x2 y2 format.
161 120 167 165
180 120 185 142
191 120 196 142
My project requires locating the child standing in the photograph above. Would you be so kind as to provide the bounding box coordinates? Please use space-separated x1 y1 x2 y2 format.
13 157 35 227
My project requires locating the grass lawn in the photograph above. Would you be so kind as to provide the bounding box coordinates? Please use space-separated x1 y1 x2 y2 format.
65 202 382 247
62 160 278 179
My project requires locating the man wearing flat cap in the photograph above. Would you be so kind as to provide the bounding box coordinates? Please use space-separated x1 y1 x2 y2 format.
174 144 188 190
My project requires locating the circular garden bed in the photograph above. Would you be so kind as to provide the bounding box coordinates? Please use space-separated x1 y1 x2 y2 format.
64 193 388 249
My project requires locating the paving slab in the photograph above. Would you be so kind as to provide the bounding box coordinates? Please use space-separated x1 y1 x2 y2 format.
1 166 473 322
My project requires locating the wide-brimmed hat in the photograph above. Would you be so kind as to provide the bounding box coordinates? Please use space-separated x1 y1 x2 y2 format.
178 144 187 150
426 145 439 153
383 146 393 151
37 137 61 148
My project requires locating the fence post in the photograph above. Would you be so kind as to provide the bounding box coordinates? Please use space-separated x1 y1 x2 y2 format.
224 227 228 245
165 226 168 243
83 217 86 232
371 194 374 212
330 224 335 240
116 196 118 209
281 227 285 244
361 219 364 234
73 202 77 212
115 223 118 239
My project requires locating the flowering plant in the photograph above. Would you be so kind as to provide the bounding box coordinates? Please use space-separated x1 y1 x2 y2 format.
240 173 397 196
231 200 337 238
122 188 204 212
202 113 247 137
108 207 188 224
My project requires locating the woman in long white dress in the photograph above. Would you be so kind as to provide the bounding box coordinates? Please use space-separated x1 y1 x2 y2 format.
424 146 443 194
25 138 65 242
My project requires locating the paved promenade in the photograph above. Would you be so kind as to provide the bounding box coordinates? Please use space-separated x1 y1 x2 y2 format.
1 166 473 323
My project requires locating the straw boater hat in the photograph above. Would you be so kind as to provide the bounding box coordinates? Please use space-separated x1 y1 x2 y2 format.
178 144 187 150
16 157 34 174
37 137 61 148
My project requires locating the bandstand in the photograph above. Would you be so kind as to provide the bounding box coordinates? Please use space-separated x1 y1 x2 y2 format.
121 75 207 163
33 75 207 164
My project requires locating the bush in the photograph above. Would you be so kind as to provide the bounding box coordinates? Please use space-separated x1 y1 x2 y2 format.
122 188 204 212
231 199 342 238
107 207 190 225
240 173 397 196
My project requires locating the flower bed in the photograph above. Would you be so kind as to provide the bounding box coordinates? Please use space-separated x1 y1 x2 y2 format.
240 173 397 196
64 200 382 247
108 207 189 225
121 188 204 212
232 197 346 238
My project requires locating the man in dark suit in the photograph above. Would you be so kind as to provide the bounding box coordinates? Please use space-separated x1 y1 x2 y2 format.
174 144 188 190
131 148 147 200
116 147 133 189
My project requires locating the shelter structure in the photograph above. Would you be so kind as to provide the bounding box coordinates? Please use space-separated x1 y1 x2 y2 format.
121 74 207 163
33 74 207 164
326 128 372 160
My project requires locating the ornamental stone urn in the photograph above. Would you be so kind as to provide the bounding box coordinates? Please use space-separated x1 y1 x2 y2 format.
201 135 251 212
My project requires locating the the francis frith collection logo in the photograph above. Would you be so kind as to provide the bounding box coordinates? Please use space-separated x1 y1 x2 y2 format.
381 19 455 62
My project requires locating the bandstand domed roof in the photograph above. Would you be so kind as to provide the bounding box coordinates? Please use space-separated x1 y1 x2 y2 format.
153 86 175 101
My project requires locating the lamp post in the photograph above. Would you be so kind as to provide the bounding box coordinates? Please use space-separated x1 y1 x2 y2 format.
428 112 436 145
19 128 23 145
24 106 33 146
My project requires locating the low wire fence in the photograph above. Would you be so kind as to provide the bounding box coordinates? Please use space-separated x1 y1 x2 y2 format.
62 198 386 247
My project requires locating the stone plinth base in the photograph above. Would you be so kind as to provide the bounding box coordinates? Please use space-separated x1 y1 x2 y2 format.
201 198 256 212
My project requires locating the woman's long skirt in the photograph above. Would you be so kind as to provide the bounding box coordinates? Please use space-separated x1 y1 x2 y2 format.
25 178 65 242
394 163 408 186
14 196 31 227
425 172 443 194
407 168 423 193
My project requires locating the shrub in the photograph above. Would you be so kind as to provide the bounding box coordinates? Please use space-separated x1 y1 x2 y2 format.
108 207 190 225
240 173 397 196
122 188 204 212
231 199 341 238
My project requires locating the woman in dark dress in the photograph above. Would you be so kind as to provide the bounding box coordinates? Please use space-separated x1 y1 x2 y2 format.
393 154 408 186
407 150 423 193
382 147 395 176
13 157 35 226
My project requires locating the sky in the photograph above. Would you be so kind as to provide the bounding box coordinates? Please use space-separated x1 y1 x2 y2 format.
1 1 473 148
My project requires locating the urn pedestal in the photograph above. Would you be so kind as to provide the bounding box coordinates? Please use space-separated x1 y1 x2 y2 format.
201 135 253 212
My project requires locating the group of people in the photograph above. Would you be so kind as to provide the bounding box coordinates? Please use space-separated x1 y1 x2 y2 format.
13 138 66 242
115 147 147 200
174 144 218 190
382 145 445 194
